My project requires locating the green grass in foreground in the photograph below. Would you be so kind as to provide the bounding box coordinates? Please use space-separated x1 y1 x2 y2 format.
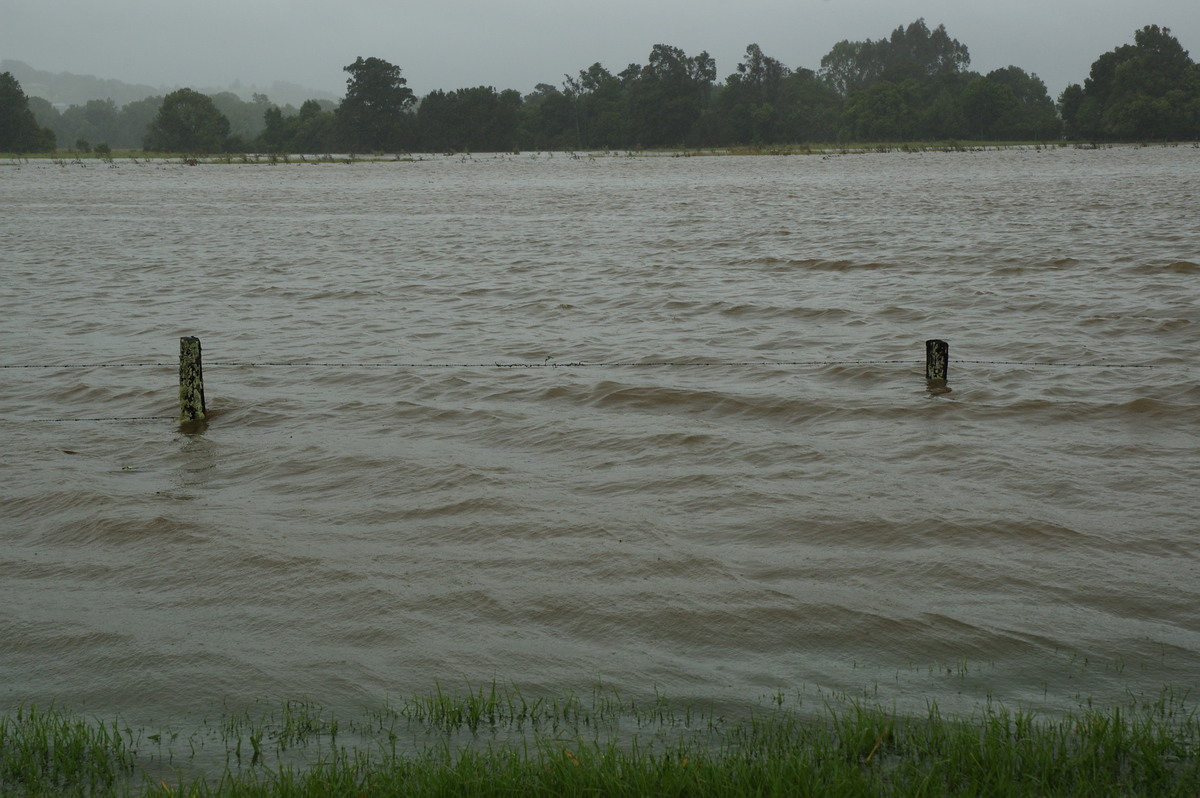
2 685 1198 796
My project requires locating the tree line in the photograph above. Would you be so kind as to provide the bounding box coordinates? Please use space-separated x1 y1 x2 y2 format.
3 21 1197 154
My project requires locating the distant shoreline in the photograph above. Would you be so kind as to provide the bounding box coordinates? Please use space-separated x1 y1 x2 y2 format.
5 140 1197 164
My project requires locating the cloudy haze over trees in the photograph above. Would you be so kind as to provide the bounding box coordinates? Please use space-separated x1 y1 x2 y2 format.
5 0 1198 104
3 22 1197 154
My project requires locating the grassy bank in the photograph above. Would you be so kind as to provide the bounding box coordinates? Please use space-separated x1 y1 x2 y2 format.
2 685 1197 796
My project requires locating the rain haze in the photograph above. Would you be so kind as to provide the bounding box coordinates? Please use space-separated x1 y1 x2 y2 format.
3 0 1198 101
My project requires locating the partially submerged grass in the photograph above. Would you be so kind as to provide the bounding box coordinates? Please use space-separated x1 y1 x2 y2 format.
0 704 138 796
2 685 1197 796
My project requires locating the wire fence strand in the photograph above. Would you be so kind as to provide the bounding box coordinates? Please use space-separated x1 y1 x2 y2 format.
0 359 1163 370
33 416 176 423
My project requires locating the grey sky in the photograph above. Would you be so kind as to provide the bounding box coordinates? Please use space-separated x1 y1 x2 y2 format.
3 0 1197 101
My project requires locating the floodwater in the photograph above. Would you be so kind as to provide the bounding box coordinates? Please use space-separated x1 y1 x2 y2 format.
2 147 1198 725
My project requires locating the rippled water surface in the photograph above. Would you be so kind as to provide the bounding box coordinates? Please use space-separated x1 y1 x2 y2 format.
2 148 1198 723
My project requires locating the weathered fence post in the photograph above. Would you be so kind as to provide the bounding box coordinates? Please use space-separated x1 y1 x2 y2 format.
925 339 949 382
178 336 207 424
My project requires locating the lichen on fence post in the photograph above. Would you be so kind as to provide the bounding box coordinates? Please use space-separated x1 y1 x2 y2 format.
925 339 949 383
178 336 207 424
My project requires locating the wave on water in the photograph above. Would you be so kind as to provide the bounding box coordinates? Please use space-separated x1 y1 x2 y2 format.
735 256 892 271
1128 259 1200 274
1 149 1198 721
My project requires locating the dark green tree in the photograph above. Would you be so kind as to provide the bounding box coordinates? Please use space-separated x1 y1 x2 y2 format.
291 100 338 153
55 98 120 151
820 39 883 97
776 69 843 142
917 73 974 140
840 78 922 141
257 99 336 153
712 45 844 145
1058 83 1086 133
1061 25 1199 140
413 87 522 152
259 104 291 151
983 66 1061 139
820 19 969 97
116 96 162 149
143 88 231 152
563 63 625 148
414 89 460 151
489 88 524 151
960 76 1019 139
520 83 574 149
734 44 791 102
624 44 716 147
716 44 792 143
0 72 56 152
336 56 416 152
819 20 976 141
884 19 971 82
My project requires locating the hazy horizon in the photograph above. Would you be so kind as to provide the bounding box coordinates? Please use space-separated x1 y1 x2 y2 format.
1 57 342 105
3 0 1198 102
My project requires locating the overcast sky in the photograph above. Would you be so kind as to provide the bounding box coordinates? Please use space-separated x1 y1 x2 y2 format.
3 0 1197 100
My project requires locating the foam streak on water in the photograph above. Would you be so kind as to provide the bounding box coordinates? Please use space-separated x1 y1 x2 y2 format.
1 148 1198 721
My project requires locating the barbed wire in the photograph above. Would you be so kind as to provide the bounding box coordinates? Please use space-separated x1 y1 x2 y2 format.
211 359 925 368
950 360 1160 369
0 362 176 369
27 416 176 423
0 358 1163 370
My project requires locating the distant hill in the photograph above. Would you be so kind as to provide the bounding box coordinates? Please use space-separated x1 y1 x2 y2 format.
3 60 160 108
2 60 338 109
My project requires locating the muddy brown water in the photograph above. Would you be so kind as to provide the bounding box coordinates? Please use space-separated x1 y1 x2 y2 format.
2 148 1198 724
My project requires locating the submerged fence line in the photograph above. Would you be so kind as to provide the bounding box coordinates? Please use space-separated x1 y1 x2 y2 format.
0 359 1163 370
0 338 1172 425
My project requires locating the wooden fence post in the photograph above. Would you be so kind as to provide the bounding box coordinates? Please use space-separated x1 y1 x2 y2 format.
925 339 949 382
178 336 207 424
